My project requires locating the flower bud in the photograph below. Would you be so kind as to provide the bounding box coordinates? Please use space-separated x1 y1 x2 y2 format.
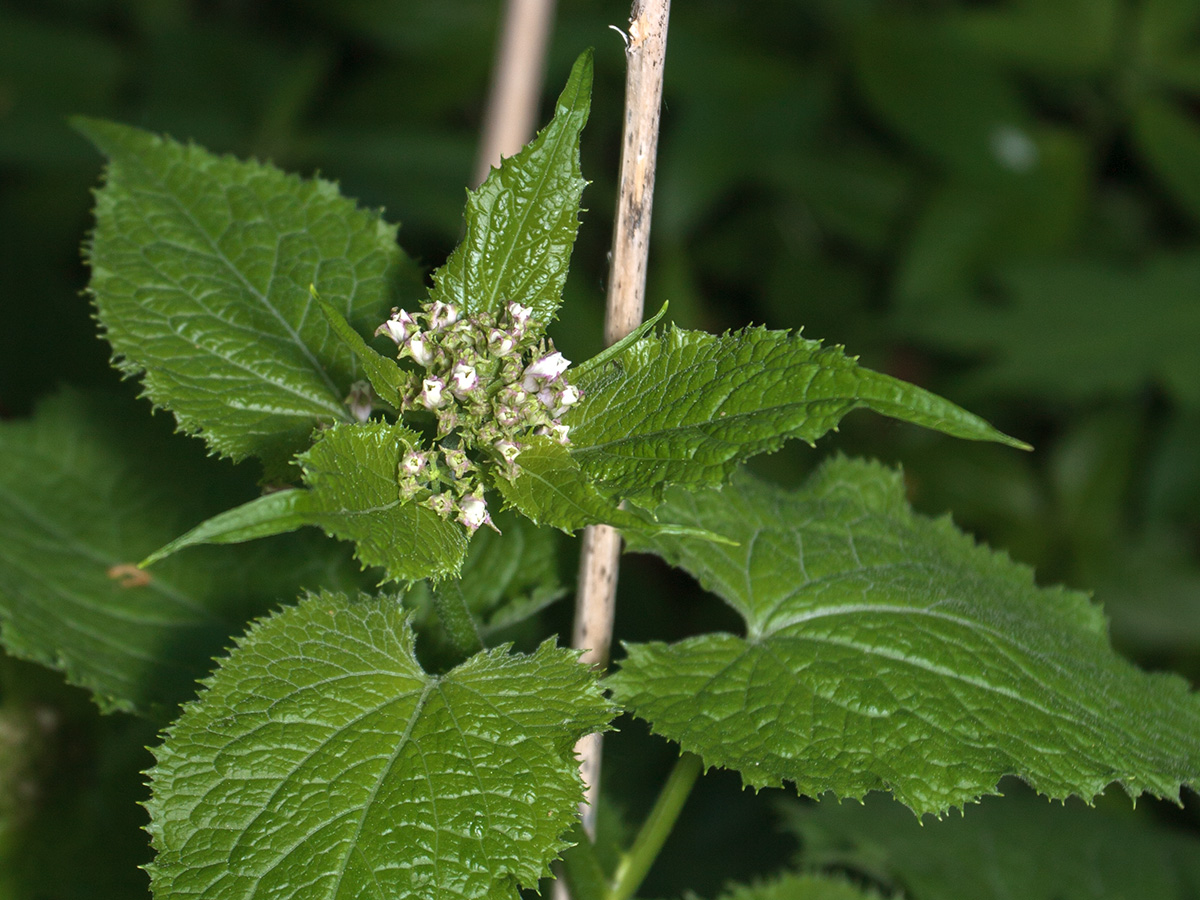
537 423 571 445
506 301 533 333
428 301 459 330
424 493 456 517
488 327 516 356
457 494 495 533
495 404 521 427
441 448 473 479
345 381 373 422
436 406 460 436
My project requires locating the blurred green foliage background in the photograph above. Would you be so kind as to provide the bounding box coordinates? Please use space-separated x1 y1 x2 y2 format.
2 0 1199 897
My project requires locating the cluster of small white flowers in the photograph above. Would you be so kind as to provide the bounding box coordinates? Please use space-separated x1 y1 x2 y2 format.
375 298 581 532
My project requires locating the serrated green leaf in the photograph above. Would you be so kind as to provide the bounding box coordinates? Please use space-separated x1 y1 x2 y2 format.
0 390 363 717
784 788 1200 900
147 420 469 583
147 591 613 900
569 327 1026 501
493 437 732 543
77 117 420 476
429 50 591 326
609 458 1200 815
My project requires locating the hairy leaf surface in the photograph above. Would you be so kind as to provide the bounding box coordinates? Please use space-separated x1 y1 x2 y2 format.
78 117 420 475
610 458 1200 814
493 437 730 543
0 391 362 716
429 51 591 327
147 592 613 900
785 788 1200 899
569 327 1026 501
147 421 469 582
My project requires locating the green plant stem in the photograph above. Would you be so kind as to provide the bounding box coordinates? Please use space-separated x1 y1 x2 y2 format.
431 579 483 659
608 752 703 900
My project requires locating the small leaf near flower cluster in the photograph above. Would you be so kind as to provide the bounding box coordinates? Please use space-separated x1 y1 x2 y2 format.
376 299 581 532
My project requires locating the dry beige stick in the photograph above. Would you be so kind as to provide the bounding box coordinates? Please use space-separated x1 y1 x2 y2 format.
571 0 672 842
472 0 558 187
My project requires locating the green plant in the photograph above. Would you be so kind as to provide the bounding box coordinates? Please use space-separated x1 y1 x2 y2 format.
1 41 1198 900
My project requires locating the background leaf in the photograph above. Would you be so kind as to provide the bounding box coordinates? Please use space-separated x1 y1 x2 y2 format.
147 591 613 900
900 254 1200 406
706 872 885 900
79 117 421 476
429 50 591 326
0 390 363 717
610 458 1200 814
784 786 1200 900
569 327 1025 502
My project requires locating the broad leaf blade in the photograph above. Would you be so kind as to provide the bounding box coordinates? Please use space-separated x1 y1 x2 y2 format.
0 390 363 717
298 421 469 581
77 117 420 475
493 437 730 543
146 421 470 583
429 50 591 326
610 458 1200 815
569 327 1027 501
147 591 613 900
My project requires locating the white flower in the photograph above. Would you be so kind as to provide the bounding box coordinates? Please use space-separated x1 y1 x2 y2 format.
406 333 434 367
428 301 459 330
488 328 516 356
537 386 557 410
551 384 581 417
420 376 447 409
400 450 427 477
522 351 570 391
494 439 522 464
376 308 417 345
457 494 494 533
507 301 533 330
450 362 479 397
